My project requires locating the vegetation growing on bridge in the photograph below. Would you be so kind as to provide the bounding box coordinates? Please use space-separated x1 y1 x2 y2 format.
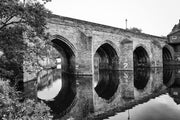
128 27 142 33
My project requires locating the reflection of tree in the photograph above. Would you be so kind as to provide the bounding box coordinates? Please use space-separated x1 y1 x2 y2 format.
37 69 61 91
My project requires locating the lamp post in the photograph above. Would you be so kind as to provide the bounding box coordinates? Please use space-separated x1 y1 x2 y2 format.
125 19 128 30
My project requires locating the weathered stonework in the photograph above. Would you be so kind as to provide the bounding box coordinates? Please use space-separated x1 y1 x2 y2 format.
41 14 172 75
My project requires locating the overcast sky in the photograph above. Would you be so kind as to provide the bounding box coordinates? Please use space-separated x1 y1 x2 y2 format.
45 0 180 36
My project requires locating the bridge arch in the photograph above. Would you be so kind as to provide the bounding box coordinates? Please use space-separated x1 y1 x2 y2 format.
133 45 150 67
51 35 76 73
51 35 76 54
94 41 119 100
94 40 119 57
94 41 119 70
162 45 174 65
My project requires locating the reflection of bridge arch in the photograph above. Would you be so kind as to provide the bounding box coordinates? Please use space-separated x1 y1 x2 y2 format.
37 69 76 115
94 70 119 100
162 45 174 66
133 46 150 67
51 35 75 73
163 67 175 87
134 68 150 90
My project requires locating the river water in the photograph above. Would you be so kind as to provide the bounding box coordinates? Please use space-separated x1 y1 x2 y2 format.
105 93 180 120
105 67 180 120
24 67 180 120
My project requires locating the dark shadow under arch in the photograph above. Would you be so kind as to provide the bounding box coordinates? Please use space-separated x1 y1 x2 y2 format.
163 47 173 66
133 46 150 68
94 43 119 70
52 39 75 73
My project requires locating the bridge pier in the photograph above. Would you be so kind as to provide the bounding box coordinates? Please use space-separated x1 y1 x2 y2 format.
119 38 134 70
75 31 93 75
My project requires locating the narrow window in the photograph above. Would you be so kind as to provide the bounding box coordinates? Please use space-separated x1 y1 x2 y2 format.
172 36 177 39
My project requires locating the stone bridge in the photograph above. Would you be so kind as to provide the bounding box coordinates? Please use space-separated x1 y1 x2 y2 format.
24 14 175 119
45 14 174 74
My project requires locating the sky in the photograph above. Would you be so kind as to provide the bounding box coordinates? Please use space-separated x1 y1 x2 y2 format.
45 0 180 36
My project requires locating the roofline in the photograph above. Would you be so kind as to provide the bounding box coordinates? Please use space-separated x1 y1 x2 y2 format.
49 14 166 40
168 29 180 36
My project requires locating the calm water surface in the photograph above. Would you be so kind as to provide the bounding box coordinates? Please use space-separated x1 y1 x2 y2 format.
105 67 180 120
105 93 180 120
24 67 180 120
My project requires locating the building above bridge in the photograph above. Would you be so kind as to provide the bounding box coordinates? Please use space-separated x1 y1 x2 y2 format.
167 20 180 62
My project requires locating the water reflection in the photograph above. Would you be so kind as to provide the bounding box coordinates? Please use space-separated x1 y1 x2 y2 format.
134 67 150 90
24 66 180 120
94 70 119 100
38 78 62 100
105 67 180 120
163 67 175 87
37 69 76 115
106 94 180 120
37 69 62 100
169 71 180 104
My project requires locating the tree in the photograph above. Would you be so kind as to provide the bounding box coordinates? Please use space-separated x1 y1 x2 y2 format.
0 80 52 120
128 27 142 33
0 0 51 83
0 0 53 119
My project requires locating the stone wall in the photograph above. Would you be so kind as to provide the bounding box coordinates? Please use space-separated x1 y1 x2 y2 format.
46 14 168 72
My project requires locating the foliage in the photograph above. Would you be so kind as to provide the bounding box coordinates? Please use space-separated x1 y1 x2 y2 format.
128 27 142 33
0 0 52 81
0 1 54 119
0 79 52 120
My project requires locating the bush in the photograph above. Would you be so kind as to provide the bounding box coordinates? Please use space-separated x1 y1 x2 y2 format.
0 79 52 120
